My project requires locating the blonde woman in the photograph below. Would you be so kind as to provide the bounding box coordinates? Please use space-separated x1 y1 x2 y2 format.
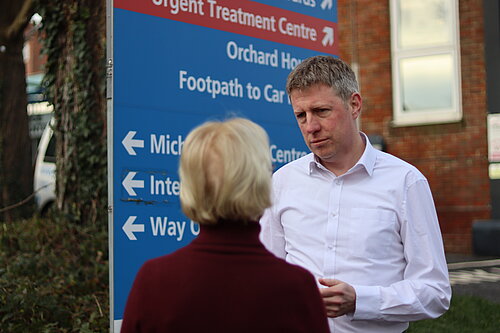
121 118 329 333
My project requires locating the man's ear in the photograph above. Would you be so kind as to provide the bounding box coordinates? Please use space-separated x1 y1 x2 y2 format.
350 93 362 119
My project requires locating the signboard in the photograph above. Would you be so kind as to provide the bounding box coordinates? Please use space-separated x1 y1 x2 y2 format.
488 113 500 162
108 0 338 330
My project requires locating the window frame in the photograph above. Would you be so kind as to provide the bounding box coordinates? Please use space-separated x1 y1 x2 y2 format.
389 0 462 127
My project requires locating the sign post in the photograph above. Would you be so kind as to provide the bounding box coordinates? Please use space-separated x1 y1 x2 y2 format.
107 0 338 330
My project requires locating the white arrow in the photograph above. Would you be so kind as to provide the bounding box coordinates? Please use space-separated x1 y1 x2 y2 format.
322 27 334 47
122 171 144 196
122 216 144 240
122 131 144 156
321 0 333 10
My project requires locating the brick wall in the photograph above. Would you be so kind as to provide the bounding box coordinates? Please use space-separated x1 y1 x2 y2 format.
337 0 490 253
24 24 46 75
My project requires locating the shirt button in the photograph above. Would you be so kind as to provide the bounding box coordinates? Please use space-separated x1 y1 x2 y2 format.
335 179 341 185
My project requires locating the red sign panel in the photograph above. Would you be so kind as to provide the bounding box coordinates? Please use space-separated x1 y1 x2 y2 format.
115 0 338 54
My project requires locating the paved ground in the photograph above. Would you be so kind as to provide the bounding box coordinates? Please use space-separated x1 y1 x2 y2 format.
446 254 500 304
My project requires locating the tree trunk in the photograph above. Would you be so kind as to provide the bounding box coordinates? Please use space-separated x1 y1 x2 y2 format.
0 0 35 222
37 0 107 224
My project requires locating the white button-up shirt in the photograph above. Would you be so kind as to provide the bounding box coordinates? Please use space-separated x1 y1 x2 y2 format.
260 135 451 333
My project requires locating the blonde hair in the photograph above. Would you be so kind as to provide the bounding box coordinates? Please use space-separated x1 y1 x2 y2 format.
286 55 359 104
179 118 272 225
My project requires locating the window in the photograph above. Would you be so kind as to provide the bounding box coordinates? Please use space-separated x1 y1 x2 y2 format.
390 0 462 126
44 134 56 163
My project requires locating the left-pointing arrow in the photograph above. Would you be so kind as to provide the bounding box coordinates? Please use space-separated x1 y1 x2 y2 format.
123 216 144 240
322 26 334 47
122 131 144 156
122 171 144 196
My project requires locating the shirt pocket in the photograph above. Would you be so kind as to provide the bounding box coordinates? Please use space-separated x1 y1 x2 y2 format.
347 208 398 259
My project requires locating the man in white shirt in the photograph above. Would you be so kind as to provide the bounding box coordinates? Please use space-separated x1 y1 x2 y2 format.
260 55 451 332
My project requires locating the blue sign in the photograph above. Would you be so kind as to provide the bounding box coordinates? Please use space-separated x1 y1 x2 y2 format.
110 0 338 330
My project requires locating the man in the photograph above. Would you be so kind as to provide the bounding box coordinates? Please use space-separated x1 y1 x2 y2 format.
260 55 451 332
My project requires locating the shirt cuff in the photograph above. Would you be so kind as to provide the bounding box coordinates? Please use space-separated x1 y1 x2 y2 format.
349 284 381 321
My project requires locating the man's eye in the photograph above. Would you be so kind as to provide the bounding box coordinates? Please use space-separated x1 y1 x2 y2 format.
295 113 305 119
317 109 330 116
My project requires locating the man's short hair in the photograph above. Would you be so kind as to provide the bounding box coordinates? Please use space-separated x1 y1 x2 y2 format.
286 55 359 103
179 117 272 225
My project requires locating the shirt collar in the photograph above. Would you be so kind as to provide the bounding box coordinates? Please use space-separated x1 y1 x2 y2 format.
356 132 377 176
307 132 377 177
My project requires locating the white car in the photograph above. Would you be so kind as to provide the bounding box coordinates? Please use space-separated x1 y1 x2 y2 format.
33 118 56 214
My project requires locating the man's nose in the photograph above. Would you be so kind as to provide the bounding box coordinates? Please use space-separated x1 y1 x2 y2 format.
305 115 320 134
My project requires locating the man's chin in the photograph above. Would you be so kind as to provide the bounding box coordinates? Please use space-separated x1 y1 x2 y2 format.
312 151 333 161
312 147 338 159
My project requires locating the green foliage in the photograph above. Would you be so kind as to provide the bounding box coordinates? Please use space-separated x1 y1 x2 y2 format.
408 294 500 332
36 0 107 224
0 216 108 332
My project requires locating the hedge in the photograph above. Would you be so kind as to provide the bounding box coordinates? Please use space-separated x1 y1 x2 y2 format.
0 216 108 332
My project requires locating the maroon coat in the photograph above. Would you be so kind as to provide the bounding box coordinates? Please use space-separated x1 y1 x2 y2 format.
121 222 329 333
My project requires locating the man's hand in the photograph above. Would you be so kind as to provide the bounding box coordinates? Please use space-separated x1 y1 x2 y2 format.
318 278 356 318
